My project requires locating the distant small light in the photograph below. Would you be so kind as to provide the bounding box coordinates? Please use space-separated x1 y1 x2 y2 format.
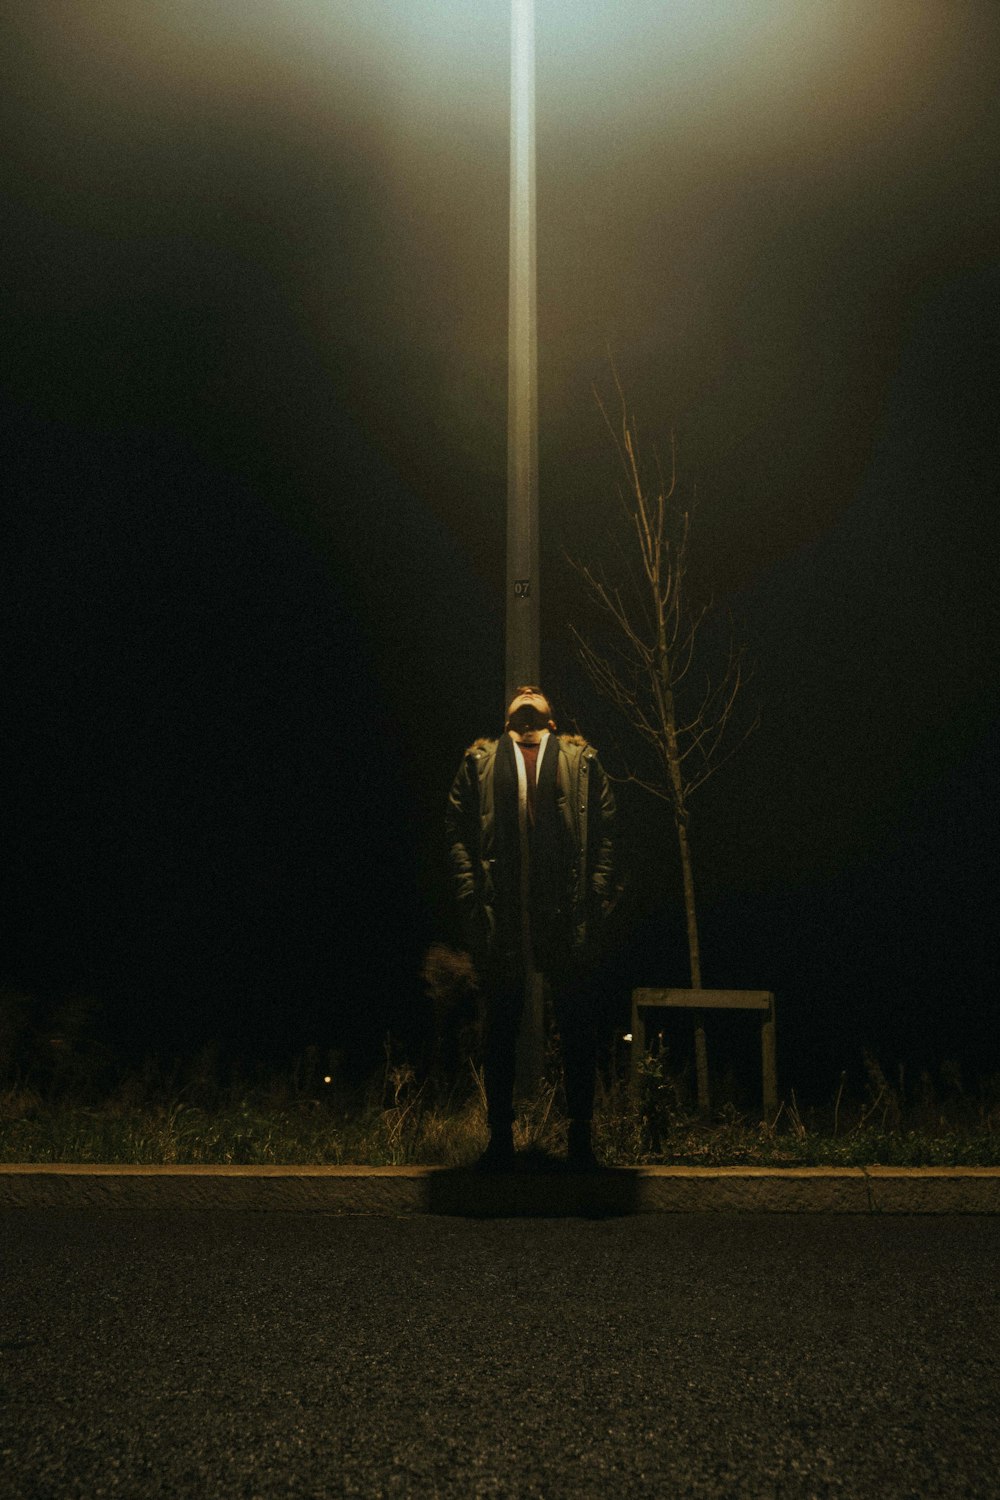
623 1033 632 1043
323 1075 333 1084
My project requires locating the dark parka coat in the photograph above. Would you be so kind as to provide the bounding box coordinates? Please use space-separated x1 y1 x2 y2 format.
446 733 616 972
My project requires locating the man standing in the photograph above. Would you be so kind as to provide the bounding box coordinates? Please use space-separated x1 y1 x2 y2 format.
446 687 616 1169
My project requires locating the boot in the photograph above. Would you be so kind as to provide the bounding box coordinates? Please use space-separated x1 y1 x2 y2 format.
567 1118 598 1170
475 1122 515 1173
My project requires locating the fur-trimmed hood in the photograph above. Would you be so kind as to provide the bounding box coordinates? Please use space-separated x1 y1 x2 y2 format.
464 732 588 756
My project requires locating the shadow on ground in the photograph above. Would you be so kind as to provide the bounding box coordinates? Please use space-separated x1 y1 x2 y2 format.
425 1149 644 1218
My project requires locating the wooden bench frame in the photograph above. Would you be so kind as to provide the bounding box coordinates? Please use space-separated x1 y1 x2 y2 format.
629 988 777 1115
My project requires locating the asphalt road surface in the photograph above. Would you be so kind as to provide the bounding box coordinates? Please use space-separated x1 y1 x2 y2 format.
2 1210 998 1498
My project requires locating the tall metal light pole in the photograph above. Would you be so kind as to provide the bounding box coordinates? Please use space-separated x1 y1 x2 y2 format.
507 0 546 1095
506 0 539 706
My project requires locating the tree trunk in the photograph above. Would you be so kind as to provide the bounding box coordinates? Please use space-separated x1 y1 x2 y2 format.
663 682 711 1118
676 817 701 990
676 815 710 1116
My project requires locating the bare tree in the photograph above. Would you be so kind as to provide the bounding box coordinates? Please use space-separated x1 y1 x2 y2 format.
567 371 758 1110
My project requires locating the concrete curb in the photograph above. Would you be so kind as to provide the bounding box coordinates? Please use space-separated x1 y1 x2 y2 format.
1 1164 999 1214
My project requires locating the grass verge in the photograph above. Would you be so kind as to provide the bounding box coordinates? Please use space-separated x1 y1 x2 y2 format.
1 1045 998 1168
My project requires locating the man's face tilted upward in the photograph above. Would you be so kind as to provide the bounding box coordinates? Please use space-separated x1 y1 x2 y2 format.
505 688 555 744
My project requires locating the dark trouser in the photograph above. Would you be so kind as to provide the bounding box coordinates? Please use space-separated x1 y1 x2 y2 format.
482 957 599 1129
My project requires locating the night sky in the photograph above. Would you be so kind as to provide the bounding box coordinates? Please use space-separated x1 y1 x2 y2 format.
3 2 998 1094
